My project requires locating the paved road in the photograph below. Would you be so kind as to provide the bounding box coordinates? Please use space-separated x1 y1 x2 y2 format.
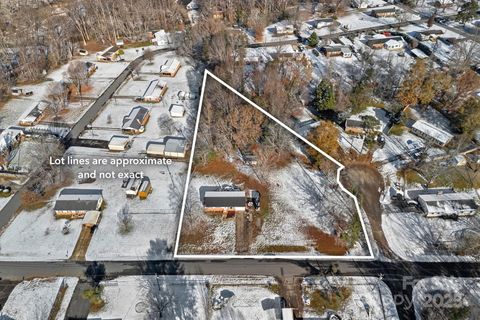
1 259 480 319
248 18 427 48
65 48 174 141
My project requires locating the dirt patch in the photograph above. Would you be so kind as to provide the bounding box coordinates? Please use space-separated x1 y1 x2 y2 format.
71 226 95 261
340 163 396 258
82 41 106 53
258 245 308 253
179 219 215 251
194 155 270 253
305 225 348 255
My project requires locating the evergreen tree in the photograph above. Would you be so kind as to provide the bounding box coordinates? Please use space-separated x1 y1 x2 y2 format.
313 79 336 111
308 32 319 47
456 1 479 24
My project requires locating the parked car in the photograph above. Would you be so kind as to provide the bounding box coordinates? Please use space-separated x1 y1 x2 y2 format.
78 49 89 56
312 48 320 56
177 91 197 100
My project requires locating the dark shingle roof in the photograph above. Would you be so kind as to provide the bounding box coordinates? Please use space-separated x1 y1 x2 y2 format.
203 191 245 208
53 189 103 211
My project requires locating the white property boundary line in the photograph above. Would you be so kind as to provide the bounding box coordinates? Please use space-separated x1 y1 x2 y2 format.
173 70 375 260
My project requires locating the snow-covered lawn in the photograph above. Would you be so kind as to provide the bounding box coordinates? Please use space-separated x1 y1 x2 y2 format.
0 277 78 320
0 202 82 261
413 277 480 320
179 150 368 256
382 211 478 262
338 6 420 31
302 276 399 320
88 275 280 320
63 147 187 261
211 280 281 320
83 51 199 152
253 161 358 253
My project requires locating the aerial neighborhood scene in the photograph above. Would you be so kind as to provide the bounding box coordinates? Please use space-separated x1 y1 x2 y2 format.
0 0 479 319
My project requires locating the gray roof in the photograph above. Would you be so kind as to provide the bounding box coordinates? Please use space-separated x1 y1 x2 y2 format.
346 119 364 128
53 189 103 211
371 7 396 14
164 137 186 153
203 191 245 208
123 106 149 130
366 36 403 46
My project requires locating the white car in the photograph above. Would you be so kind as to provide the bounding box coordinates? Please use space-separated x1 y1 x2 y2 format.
177 91 197 100
78 49 89 56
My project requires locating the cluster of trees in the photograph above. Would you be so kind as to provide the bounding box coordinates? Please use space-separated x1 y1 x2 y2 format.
396 59 480 136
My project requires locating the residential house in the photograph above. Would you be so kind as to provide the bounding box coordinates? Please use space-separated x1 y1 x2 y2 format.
146 136 187 158
274 23 295 36
411 120 453 147
314 18 335 28
414 29 444 42
53 188 103 219
384 39 403 50
108 135 130 151
160 59 181 77
96 46 121 62
18 101 49 126
122 106 150 134
136 79 168 103
345 119 365 135
321 46 352 58
366 36 403 49
371 7 396 18
407 188 478 218
152 30 169 46
203 189 260 217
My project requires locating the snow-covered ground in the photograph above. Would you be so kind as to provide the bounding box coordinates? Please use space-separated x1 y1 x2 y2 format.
179 143 368 256
0 202 83 260
302 276 399 319
0 51 130 130
382 210 478 262
413 277 480 320
62 147 187 261
338 6 420 31
0 277 78 320
88 275 280 320
253 160 358 254
81 51 199 154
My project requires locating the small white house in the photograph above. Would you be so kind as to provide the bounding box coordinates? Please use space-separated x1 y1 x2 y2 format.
146 136 187 158
411 120 453 146
169 104 185 118
274 24 295 35
153 30 169 46
418 191 478 218
108 135 130 151
384 39 403 50
160 59 181 77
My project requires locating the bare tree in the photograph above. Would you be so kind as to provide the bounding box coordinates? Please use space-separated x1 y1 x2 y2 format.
67 60 89 107
157 114 177 135
117 204 133 233
45 82 69 120
144 47 154 64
